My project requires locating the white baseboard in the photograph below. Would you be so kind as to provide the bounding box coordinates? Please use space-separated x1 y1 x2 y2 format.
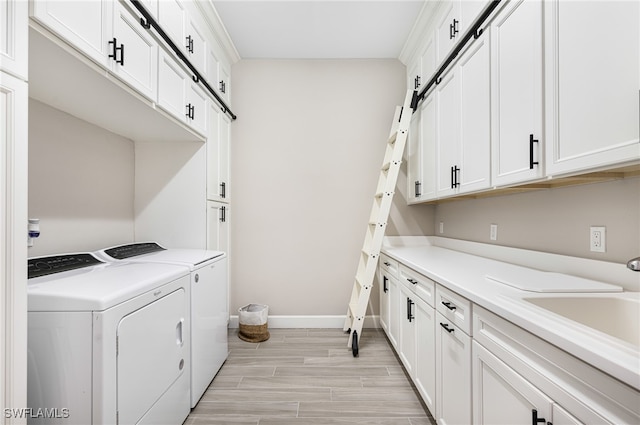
229 315 381 329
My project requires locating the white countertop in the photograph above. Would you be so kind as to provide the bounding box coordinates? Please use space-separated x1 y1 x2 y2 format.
381 237 640 391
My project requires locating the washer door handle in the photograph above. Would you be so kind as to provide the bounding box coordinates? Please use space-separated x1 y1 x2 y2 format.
176 318 184 346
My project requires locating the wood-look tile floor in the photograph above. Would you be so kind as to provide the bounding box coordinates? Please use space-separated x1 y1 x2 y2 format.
185 328 436 425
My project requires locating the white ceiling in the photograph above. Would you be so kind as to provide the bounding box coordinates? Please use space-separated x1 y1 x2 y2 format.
212 1 426 59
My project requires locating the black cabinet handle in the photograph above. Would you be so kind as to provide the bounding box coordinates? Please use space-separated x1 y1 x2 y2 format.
108 38 124 66
449 18 459 39
414 180 422 197
383 276 388 293
531 409 550 425
407 278 418 285
186 104 195 120
220 182 226 199
407 297 415 322
186 35 194 53
451 166 460 188
383 262 391 267
529 134 539 169
440 322 454 333
414 75 421 90
219 80 226 94
441 301 456 311
220 206 226 223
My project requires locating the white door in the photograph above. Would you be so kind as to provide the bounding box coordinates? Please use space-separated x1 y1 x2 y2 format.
435 69 460 198
399 284 416 376
407 107 422 203
378 269 390 333
117 288 187 425
186 82 208 136
186 16 207 77
31 0 111 66
112 1 157 101
491 0 544 186
191 258 228 406
472 341 553 425
387 274 400 350
544 0 640 175
458 31 490 194
157 48 188 122
157 0 185 52
414 295 436 416
436 1 461 64
207 201 229 253
0 0 28 79
436 312 471 425
419 91 437 201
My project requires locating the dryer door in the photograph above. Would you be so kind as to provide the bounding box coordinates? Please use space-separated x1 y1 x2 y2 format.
116 288 188 424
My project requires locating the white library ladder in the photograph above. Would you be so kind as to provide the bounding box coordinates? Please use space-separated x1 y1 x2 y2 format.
343 89 414 356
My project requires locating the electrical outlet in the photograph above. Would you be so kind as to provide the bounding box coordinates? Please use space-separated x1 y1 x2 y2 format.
439 222 444 234
590 226 606 252
490 224 498 241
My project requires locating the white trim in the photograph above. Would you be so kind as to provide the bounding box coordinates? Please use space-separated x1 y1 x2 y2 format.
229 315 381 329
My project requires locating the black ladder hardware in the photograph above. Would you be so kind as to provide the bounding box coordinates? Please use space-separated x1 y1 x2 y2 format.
407 298 415 322
219 206 226 223
383 276 388 293
186 104 195 120
351 330 359 357
531 409 551 425
186 35 194 53
449 18 460 39
412 0 502 112
451 166 460 189
108 38 124 66
128 0 236 120
415 180 422 197
440 322 455 333
441 301 456 311
529 134 540 169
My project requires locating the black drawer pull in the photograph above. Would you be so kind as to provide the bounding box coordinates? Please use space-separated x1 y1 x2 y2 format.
407 278 418 285
441 301 456 311
440 322 454 333
529 134 539 169
383 276 388 293
407 297 415 322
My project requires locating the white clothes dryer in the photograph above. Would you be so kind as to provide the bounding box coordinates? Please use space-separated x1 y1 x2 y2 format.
27 253 191 425
95 242 228 407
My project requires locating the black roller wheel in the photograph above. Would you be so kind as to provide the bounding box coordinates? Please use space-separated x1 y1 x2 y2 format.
352 330 359 357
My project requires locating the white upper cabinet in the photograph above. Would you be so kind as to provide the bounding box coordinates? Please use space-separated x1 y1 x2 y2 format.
436 31 490 198
111 1 158 101
219 64 231 102
186 15 207 77
407 109 422 203
436 1 490 64
0 0 28 79
157 0 186 54
158 48 189 121
490 0 544 186
419 37 436 92
544 0 640 175
408 90 437 204
31 0 112 67
207 102 230 202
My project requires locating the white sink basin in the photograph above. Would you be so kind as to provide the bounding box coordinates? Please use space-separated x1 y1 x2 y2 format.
523 294 640 347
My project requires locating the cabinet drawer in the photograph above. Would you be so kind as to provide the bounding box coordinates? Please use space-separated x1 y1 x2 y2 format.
379 254 399 279
399 264 436 308
436 284 472 335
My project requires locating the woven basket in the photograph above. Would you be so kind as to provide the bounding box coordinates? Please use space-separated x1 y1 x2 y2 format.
238 304 270 343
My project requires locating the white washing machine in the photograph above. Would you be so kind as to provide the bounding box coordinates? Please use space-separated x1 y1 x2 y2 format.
27 253 191 425
95 242 228 407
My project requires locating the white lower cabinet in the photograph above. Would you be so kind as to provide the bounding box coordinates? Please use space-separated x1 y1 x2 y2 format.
413 294 436 416
387 273 400 350
436 311 472 425
399 283 416 375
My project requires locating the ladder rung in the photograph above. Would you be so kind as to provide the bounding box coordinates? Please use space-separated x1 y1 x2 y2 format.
388 132 397 144
381 161 391 171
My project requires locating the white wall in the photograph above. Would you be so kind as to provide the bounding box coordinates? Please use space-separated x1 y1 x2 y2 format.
231 59 434 318
28 100 135 256
435 177 640 264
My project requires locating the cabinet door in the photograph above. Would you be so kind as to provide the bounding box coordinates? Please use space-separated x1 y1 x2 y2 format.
207 201 229 253
112 2 157 101
207 104 230 202
420 37 436 90
408 60 421 92
491 0 544 186
219 65 231 102
157 0 185 53
387 275 400 350
436 1 461 65
407 108 422 203
378 270 390 333
544 0 639 175
399 284 416 376
31 0 111 66
0 0 28 79
187 82 207 135
419 92 437 201
158 48 188 122
473 341 553 425
458 32 490 193
435 69 460 198
414 296 436 416
186 16 207 77
436 312 471 425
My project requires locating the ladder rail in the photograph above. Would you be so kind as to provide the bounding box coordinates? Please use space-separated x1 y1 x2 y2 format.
344 90 415 354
